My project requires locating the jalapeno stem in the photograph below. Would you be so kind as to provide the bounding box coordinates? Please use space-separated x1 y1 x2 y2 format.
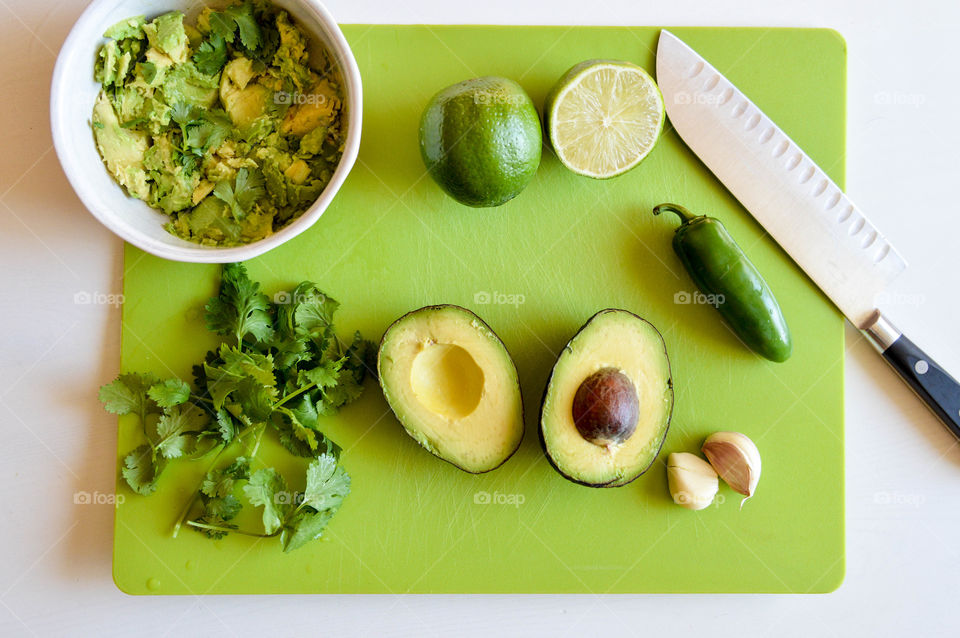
653 203 697 225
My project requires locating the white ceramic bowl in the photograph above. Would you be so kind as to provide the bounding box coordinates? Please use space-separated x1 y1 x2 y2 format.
51 0 362 263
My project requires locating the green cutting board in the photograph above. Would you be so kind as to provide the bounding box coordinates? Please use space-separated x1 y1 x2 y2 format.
113 25 846 594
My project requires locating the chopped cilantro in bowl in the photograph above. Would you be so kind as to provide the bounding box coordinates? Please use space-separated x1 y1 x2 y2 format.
91 1 345 246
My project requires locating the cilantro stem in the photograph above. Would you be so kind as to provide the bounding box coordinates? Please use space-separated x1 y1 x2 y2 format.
272 380 319 409
190 394 214 405
251 423 266 458
171 421 266 537
185 520 274 538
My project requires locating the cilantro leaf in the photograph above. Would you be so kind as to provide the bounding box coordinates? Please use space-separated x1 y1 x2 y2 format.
276 424 317 458
212 180 243 220
271 335 312 369
287 394 319 431
201 456 250 498
243 468 290 535
192 33 227 75
205 262 274 345
206 494 242 520
213 169 265 221
215 408 237 443
184 111 232 152
277 405 318 451
295 297 339 340
317 375 364 415
206 3 261 53
299 357 343 389
225 3 261 51
203 362 243 410
207 11 236 43
281 454 350 552
193 494 242 539
155 404 207 459
99 373 158 417
234 376 277 422
234 168 266 210
282 509 334 553
301 453 350 513
169 101 198 126
219 345 276 387
147 378 191 408
121 444 163 495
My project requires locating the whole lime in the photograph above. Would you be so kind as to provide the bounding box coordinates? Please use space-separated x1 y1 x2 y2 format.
419 77 542 208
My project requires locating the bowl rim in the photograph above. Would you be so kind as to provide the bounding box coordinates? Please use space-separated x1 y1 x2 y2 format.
50 0 362 263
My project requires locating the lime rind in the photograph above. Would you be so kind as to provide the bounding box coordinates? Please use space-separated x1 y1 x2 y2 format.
545 60 665 179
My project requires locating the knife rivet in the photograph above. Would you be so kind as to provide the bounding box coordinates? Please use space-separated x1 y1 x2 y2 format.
915 360 929 375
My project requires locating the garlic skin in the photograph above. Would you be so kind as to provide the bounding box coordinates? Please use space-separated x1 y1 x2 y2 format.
667 452 719 510
701 431 761 504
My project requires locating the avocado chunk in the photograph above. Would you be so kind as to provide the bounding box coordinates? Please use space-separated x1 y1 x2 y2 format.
92 93 150 200
378 305 524 473
142 11 189 64
220 58 271 128
539 309 674 487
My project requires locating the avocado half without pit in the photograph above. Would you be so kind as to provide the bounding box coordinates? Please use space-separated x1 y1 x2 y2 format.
377 305 524 473
540 309 674 487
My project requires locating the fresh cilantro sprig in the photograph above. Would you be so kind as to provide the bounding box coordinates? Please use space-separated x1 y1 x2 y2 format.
170 103 232 156
186 450 348 552
192 33 228 75
212 168 266 221
99 374 211 494
100 263 374 552
208 2 262 53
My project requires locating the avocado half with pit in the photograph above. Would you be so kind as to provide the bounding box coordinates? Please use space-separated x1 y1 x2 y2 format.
540 309 674 487
378 305 524 473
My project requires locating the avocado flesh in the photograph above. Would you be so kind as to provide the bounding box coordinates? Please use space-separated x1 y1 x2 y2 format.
378 305 524 473
92 93 150 200
540 309 674 487
220 58 271 129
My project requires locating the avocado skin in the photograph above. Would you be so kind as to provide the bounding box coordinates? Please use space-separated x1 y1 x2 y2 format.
537 309 674 488
377 304 525 474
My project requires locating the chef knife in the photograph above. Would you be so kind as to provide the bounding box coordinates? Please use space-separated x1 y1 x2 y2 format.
656 30 960 439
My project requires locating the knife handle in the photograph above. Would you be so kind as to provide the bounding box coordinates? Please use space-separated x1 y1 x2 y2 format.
864 312 960 440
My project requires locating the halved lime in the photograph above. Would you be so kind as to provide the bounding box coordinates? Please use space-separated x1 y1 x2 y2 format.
544 60 665 179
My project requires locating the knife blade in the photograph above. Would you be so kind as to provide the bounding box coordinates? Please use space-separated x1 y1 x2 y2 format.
656 29 960 438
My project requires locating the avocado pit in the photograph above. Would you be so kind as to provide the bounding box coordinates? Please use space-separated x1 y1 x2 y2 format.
572 367 639 446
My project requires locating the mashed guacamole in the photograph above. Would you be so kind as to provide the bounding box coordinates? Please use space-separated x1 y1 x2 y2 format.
91 2 345 246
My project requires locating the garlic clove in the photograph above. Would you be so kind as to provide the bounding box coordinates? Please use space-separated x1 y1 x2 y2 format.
667 452 719 510
701 431 761 505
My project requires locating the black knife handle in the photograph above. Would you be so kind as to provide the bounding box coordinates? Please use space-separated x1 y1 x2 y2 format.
864 312 960 440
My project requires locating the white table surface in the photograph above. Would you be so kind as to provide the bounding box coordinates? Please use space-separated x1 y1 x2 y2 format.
2 0 959 635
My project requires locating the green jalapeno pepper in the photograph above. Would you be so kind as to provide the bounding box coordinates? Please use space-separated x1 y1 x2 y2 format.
653 203 792 363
